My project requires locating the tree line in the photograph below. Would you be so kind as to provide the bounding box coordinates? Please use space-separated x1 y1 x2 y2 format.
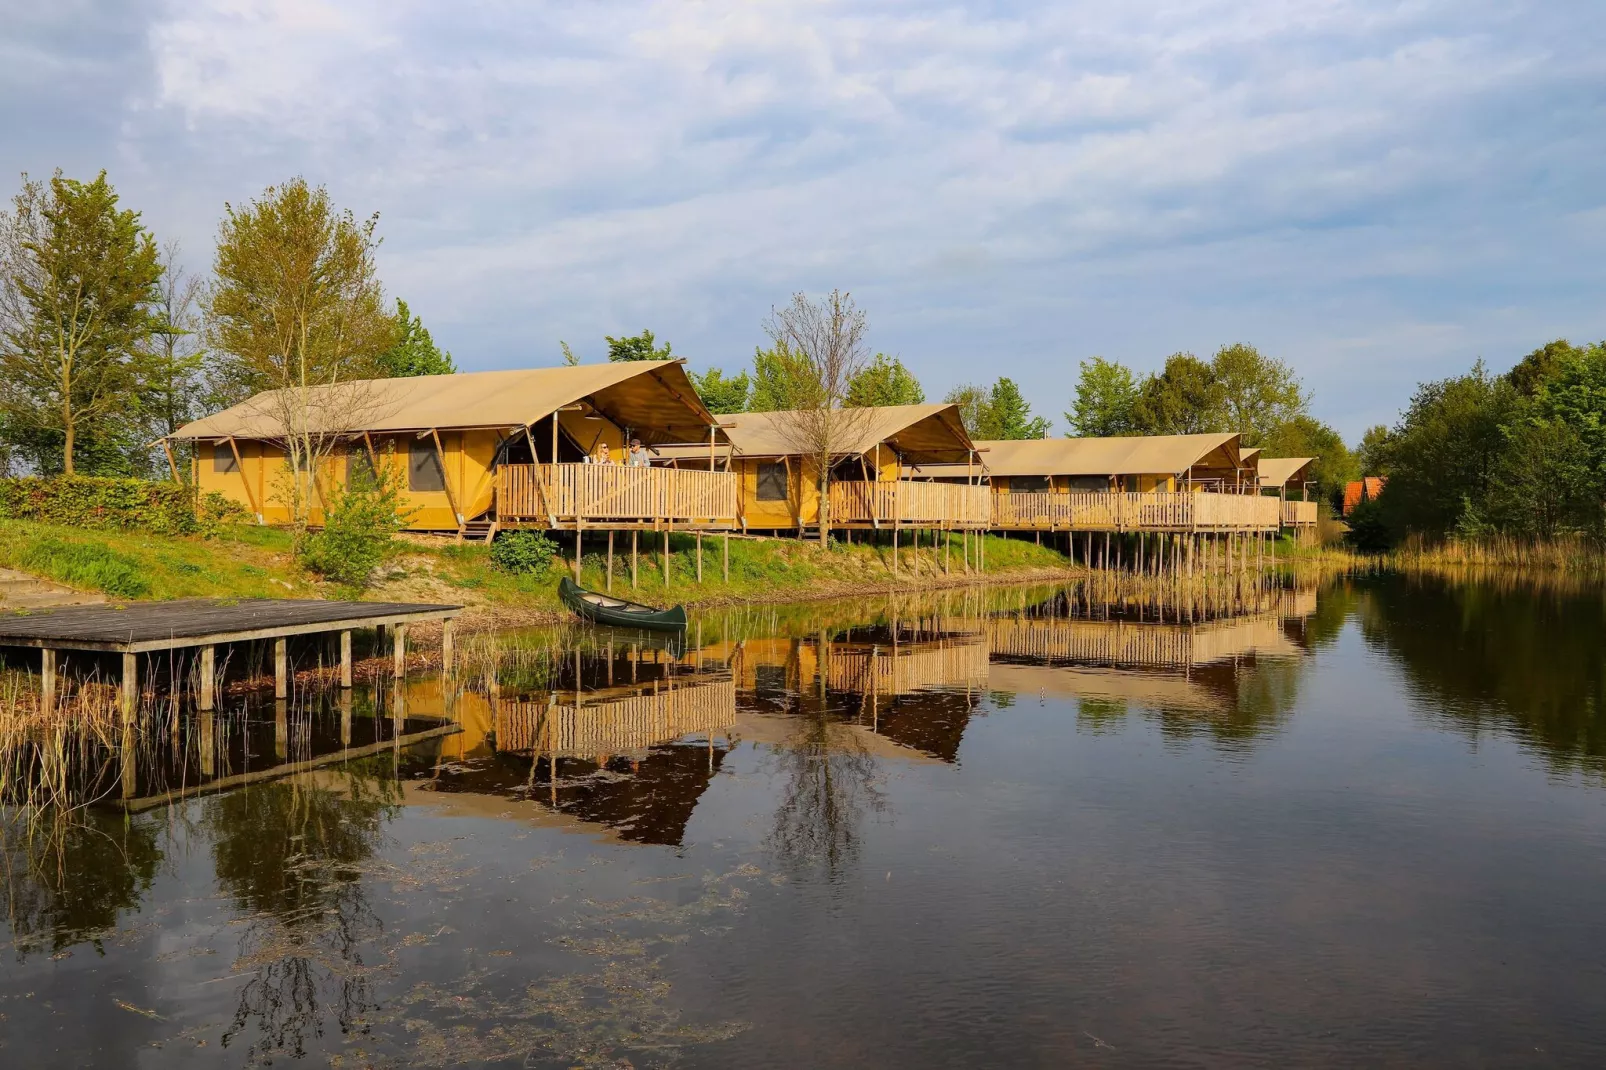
0 171 454 479
1352 339 1606 548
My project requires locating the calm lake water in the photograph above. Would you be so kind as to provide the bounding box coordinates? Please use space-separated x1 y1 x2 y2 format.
6 572 1606 1067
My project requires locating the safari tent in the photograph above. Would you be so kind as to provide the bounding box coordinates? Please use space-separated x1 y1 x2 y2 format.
1258 456 1319 526
659 403 987 532
912 433 1281 532
167 361 734 535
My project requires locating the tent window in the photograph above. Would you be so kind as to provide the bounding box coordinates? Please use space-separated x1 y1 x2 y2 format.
348 444 377 484
213 442 238 473
1065 476 1108 492
756 462 789 502
1011 475 1051 492
409 439 446 492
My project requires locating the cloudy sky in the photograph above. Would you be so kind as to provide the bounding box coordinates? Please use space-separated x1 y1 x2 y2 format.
3 0 1601 437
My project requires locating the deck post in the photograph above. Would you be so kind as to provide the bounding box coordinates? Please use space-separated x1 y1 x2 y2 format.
573 527 582 581
339 630 353 688
892 524 899 575
199 708 216 776
274 698 288 759
339 688 353 747
607 531 615 593
723 533 730 582
274 637 288 699
697 532 703 584
632 530 639 588
945 529 951 574
199 645 216 710
441 619 455 676
663 529 671 587
121 651 137 725
979 532 985 573
40 648 56 710
393 623 407 678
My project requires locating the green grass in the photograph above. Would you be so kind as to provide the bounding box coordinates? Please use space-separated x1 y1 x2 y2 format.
0 518 1075 611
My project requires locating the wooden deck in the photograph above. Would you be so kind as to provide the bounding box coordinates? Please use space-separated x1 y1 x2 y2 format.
497 463 738 529
1281 500 1318 526
0 598 460 653
829 481 991 529
989 490 1282 532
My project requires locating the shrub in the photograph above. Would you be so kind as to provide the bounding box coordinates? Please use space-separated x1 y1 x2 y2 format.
0 476 196 534
490 530 558 575
297 464 412 589
196 492 251 538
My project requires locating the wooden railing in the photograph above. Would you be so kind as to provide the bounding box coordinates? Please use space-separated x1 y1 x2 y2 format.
494 680 736 757
1281 500 1318 526
497 464 738 526
990 490 1281 532
829 481 991 527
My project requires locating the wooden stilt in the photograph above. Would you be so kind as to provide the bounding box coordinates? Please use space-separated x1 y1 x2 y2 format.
441 619 455 676
339 630 352 688
723 533 730 582
274 637 288 699
121 652 137 725
573 527 582 581
632 530 639 588
393 623 407 679
697 532 703 584
41 648 56 710
275 698 288 759
662 529 671 587
200 645 216 709
607 531 615 593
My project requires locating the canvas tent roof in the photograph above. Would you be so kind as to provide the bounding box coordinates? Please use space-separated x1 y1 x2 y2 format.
912 433 1241 479
167 361 720 446
713 404 977 465
1256 457 1316 488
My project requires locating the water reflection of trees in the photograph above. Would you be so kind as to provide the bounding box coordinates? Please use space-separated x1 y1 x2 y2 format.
1356 573 1606 776
1 807 161 958
203 756 400 1062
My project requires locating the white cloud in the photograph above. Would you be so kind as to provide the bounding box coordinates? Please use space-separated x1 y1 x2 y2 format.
6 0 1602 436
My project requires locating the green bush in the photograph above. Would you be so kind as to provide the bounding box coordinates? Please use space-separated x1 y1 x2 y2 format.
196 491 250 538
297 465 412 589
17 537 150 598
0 476 197 534
490 530 558 575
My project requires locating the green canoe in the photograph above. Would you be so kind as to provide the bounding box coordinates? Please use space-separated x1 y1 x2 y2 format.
558 577 687 632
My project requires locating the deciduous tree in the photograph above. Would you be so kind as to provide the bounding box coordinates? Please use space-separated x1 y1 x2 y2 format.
845 353 924 407
1210 343 1306 446
1066 357 1138 437
605 329 672 362
691 366 750 414
0 171 162 475
763 290 875 545
376 299 455 377
205 177 395 527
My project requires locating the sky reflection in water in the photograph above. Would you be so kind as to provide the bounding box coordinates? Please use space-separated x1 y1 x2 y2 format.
4 574 1606 1067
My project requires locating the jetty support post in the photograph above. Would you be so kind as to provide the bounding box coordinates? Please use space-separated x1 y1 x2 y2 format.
441 619 455 676
339 630 352 688
274 638 288 699
607 531 615 593
199 645 216 711
393 623 407 679
632 531 640 589
723 533 730 582
121 652 137 725
40 648 56 710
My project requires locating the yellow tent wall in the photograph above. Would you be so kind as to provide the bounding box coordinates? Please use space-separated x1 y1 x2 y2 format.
195 428 505 530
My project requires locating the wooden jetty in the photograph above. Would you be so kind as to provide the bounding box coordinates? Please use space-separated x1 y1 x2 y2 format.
0 598 461 719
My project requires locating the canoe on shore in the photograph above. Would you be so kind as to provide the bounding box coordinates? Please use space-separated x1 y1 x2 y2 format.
557 577 687 632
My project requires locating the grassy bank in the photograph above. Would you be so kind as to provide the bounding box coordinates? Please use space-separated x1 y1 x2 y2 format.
0 520 1075 621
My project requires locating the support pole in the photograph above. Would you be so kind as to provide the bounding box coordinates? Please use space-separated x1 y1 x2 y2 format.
662 529 671 587
607 531 615 593
274 637 288 699
892 524 899 575
41 648 56 710
393 623 407 679
441 619 455 676
200 645 216 710
121 652 138 725
632 530 640 588
723 532 730 582
339 631 352 688
697 531 703 584
573 528 582 581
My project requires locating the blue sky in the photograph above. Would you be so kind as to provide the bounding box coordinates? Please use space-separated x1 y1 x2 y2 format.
3 0 1602 438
